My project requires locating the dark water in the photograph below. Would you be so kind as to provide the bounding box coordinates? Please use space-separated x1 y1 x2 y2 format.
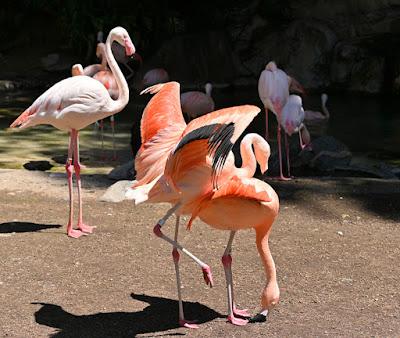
2 87 400 161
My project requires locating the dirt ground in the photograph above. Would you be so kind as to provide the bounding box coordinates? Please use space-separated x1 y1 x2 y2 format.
0 169 399 337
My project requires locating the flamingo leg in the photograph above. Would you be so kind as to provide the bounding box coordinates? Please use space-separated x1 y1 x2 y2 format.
100 119 105 160
110 115 117 161
65 131 84 239
222 231 249 326
299 130 304 150
265 108 269 140
284 133 291 178
276 122 290 181
72 130 96 234
172 216 199 329
153 204 213 287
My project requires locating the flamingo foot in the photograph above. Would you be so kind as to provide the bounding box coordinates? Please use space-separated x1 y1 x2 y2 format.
202 265 214 287
179 319 199 329
67 228 87 239
233 305 251 318
77 222 96 234
227 315 248 326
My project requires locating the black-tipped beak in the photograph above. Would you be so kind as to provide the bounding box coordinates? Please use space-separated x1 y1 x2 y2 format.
249 313 267 323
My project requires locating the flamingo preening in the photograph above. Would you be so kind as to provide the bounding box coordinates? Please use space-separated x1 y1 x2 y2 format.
180 83 215 120
127 82 279 327
10 27 135 238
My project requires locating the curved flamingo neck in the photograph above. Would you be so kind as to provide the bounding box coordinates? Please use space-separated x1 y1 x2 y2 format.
98 44 108 70
238 135 258 178
255 226 277 292
105 33 129 113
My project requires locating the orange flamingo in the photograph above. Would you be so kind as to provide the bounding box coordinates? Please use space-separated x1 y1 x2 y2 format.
127 82 269 327
149 129 279 327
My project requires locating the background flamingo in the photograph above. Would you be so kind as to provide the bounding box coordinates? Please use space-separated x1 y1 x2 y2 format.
141 68 170 88
304 93 329 136
279 94 311 177
10 27 135 238
180 83 215 120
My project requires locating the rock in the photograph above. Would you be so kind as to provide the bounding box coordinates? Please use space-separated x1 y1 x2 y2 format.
99 180 133 203
108 160 135 180
23 161 53 171
337 156 399 179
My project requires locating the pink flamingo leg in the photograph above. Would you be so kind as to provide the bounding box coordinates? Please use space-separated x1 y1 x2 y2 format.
66 132 85 238
299 131 304 150
222 231 249 326
276 122 290 181
172 216 199 329
110 115 117 161
99 119 105 160
153 203 213 287
284 133 291 178
265 108 269 140
72 130 96 234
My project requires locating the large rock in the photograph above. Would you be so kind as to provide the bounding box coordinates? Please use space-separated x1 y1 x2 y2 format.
99 180 133 203
108 160 135 181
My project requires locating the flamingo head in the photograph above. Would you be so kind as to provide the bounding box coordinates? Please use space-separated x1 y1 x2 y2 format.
265 61 277 72
71 64 84 76
109 26 136 57
96 43 106 59
321 93 328 106
261 282 280 311
252 134 271 174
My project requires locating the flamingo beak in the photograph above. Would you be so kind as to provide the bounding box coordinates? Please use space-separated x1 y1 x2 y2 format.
124 38 136 56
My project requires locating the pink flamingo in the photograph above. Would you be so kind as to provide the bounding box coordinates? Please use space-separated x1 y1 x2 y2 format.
279 95 311 177
304 93 329 136
258 61 306 180
142 68 169 88
180 83 215 120
10 27 135 238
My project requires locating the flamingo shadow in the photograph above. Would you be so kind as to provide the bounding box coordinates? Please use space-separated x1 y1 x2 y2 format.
0 221 62 233
33 293 223 337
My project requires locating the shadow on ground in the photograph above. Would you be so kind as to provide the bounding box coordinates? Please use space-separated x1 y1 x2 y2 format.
0 221 62 233
33 293 223 337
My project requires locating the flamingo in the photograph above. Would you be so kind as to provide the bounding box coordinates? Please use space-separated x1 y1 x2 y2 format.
258 61 306 180
149 130 279 327
128 82 275 326
304 93 329 136
10 27 135 238
142 68 170 88
180 83 215 121
279 95 311 177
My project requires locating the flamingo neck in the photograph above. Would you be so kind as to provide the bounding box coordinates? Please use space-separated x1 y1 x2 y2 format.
105 33 129 114
321 97 329 118
238 135 257 178
255 226 278 307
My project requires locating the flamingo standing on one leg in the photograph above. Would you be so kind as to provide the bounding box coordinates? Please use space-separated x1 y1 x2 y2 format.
180 83 215 121
149 129 279 326
279 95 311 177
10 27 136 238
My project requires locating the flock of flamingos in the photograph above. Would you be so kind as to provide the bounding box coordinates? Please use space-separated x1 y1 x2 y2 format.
9 26 330 328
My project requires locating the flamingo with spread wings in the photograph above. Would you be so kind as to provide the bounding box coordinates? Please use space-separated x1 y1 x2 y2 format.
10 27 135 238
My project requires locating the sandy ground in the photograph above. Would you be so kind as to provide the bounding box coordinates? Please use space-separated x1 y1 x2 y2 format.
0 169 400 337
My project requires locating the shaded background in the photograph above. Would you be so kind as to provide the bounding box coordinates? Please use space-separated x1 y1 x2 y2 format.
1 0 400 174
